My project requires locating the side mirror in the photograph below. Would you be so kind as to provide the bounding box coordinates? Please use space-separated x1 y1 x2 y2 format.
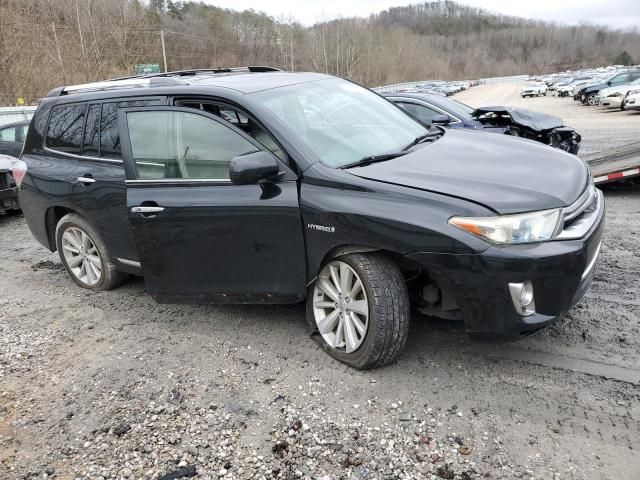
229 151 280 185
431 115 451 126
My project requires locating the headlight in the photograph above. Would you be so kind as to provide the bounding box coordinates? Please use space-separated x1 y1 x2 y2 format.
628 89 640 96
606 92 622 97
449 209 562 244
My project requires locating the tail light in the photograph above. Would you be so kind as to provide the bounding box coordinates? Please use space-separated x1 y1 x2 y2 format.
10 158 27 188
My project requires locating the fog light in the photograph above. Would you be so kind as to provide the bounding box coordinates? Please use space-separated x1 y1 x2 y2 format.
509 281 536 316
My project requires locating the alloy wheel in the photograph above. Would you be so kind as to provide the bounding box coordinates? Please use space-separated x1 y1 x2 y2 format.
587 95 597 106
61 227 103 286
312 260 369 353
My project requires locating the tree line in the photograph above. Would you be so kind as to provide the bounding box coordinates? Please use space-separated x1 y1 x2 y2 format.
0 0 638 106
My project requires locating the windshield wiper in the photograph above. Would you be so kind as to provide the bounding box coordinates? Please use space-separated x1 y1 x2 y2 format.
402 130 442 151
340 152 408 169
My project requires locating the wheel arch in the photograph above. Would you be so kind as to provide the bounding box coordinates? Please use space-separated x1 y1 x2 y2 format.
45 205 77 251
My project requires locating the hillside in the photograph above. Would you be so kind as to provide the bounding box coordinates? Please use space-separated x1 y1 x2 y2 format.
0 0 639 105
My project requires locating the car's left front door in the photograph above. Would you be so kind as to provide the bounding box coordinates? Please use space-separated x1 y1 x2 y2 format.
118 106 307 304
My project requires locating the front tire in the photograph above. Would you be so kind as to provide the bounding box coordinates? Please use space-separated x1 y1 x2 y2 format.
55 213 127 291
306 253 410 370
586 93 597 106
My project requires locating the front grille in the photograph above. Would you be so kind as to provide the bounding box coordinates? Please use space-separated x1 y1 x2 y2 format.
556 184 602 240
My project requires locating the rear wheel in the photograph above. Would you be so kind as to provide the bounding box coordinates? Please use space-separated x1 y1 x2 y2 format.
306 253 410 370
55 213 127 291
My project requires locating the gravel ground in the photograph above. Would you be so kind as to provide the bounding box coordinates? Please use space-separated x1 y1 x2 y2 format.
1 83 640 480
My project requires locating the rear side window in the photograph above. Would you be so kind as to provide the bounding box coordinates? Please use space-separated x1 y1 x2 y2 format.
46 103 86 154
101 100 159 159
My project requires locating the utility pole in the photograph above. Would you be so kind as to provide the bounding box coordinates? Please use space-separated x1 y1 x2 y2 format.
160 30 168 73
52 23 67 83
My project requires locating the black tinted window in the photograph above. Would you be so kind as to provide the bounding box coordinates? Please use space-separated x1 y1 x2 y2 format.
83 104 101 157
101 99 159 159
46 103 86 154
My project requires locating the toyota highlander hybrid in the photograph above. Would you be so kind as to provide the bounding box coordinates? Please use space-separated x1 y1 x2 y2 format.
15 68 604 369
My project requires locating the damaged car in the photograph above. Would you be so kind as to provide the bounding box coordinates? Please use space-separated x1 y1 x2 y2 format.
0 154 21 214
386 92 581 154
18 69 603 369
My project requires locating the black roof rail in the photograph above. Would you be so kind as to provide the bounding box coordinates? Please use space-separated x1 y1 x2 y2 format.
45 66 282 98
109 66 281 82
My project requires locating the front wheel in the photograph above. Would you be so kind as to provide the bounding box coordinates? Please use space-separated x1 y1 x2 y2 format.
586 93 598 106
306 253 410 370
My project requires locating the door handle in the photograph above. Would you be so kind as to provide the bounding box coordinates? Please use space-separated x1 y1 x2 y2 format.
77 176 96 184
131 206 165 214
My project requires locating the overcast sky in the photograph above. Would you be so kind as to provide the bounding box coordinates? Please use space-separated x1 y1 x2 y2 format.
205 0 640 29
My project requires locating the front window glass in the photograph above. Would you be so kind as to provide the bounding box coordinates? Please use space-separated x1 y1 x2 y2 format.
126 110 257 180
398 102 443 125
253 79 427 168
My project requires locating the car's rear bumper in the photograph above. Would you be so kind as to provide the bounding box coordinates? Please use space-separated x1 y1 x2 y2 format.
407 195 605 341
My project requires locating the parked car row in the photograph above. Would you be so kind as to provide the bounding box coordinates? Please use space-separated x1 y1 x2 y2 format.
374 80 473 97
536 66 640 110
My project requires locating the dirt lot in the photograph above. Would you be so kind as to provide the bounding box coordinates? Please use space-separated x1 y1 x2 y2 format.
1 83 639 480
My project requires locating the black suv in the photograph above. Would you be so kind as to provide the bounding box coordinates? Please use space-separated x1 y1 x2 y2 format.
577 70 640 105
17 68 604 369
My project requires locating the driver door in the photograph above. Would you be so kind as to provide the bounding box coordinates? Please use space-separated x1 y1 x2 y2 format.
118 106 306 303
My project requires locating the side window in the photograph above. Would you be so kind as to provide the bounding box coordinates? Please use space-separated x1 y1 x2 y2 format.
101 99 159 159
126 110 258 180
610 74 628 85
0 126 16 142
398 102 444 125
46 103 86 154
16 124 28 143
178 100 286 161
83 104 101 157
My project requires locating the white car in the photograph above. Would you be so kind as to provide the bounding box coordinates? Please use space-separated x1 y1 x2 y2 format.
597 78 640 109
622 89 640 111
520 83 547 97
556 79 592 97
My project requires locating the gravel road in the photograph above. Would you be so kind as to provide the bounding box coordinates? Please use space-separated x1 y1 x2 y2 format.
1 83 639 480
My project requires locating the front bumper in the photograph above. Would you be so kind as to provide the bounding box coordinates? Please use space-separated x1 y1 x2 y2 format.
407 193 605 340
624 97 640 110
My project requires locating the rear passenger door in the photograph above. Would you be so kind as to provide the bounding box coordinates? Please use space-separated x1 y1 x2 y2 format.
118 106 307 303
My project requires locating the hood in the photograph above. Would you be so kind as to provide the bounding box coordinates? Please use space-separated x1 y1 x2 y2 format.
347 129 589 214
472 106 564 131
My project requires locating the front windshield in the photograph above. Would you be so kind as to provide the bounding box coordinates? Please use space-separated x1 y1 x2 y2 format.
252 78 427 168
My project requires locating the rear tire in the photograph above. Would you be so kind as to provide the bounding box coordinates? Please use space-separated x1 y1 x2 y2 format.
306 253 410 370
55 213 127 291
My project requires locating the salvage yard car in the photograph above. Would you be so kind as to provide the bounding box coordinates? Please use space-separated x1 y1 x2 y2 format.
0 120 29 157
577 70 640 105
0 154 21 214
597 78 640 109
16 68 604 369
520 82 547 97
385 92 581 154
